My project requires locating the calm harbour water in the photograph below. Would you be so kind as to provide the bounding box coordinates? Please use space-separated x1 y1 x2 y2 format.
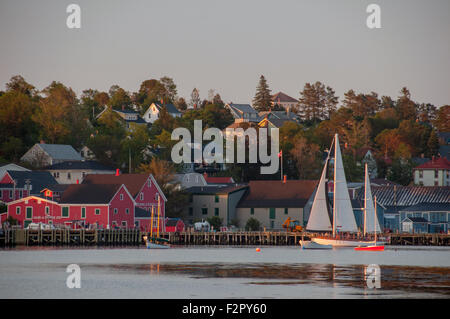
0 246 449 299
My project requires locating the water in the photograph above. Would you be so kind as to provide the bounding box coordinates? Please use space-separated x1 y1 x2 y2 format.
0 246 449 298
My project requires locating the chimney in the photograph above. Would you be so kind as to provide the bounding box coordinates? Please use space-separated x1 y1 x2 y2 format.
116 169 120 176
283 175 287 184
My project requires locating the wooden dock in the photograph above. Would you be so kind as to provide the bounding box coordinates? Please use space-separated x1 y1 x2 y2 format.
0 229 449 246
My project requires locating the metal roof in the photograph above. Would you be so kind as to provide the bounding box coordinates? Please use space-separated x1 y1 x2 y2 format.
356 185 450 207
44 161 115 171
37 144 83 161
400 202 450 212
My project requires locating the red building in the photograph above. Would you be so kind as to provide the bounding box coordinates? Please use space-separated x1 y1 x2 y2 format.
82 173 167 232
6 183 135 229
0 171 57 203
165 218 185 233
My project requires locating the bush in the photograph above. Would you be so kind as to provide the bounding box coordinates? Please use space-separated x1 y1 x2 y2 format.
245 218 261 231
206 216 222 231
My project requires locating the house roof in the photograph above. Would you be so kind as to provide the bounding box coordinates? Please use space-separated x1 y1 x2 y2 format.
237 180 318 208
258 111 299 121
400 202 450 212
166 218 183 227
113 109 139 114
204 176 234 184
271 92 298 103
258 118 289 128
36 144 83 161
227 104 258 114
59 184 123 204
414 157 450 170
186 185 247 195
82 173 167 201
153 103 182 115
439 145 450 159
44 161 115 171
356 185 450 207
404 217 428 223
4 170 57 192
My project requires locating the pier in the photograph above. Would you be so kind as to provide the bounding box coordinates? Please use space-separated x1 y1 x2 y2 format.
0 229 449 246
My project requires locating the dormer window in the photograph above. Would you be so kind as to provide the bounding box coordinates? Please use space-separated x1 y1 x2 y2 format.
140 193 144 200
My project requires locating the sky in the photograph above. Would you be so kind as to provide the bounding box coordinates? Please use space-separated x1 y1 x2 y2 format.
1 0 449 107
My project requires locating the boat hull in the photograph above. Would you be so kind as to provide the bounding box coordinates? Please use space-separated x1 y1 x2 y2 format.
300 240 332 249
147 242 170 249
354 245 385 251
312 237 386 247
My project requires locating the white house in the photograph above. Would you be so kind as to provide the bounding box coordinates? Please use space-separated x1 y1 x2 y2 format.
271 92 299 111
413 156 450 186
44 160 116 184
143 102 182 124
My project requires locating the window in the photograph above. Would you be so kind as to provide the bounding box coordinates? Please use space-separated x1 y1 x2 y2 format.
270 220 275 229
250 208 254 215
45 206 49 216
81 207 86 219
269 208 276 219
121 221 127 228
16 207 21 215
135 221 140 227
148 180 151 188
19 190 23 198
120 194 124 201
67 172 71 180
95 209 100 215
189 207 193 216
284 208 288 215
202 208 208 215
9 190 13 199
114 208 118 214
26 207 32 219
155 193 159 201
215 195 219 203
62 207 69 218
435 170 439 178
125 208 129 215
419 170 423 178
215 208 219 216
140 193 144 201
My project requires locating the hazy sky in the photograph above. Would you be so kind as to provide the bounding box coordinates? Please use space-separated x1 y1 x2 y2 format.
1 0 449 107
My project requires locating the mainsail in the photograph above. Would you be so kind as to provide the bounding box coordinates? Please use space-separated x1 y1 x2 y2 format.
306 156 332 231
363 163 381 234
333 134 358 234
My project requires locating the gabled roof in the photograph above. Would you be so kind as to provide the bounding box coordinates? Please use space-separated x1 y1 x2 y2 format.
227 103 258 114
152 103 181 115
44 161 115 171
113 109 140 115
82 173 167 201
59 184 123 204
403 217 428 223
36 144 83 161
271 92 298 103
4 170 57 191
414 157 450 170
237 180 318 208
258 117 289 128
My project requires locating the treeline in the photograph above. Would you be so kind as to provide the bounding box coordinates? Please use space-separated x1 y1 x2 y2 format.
0 75 449 187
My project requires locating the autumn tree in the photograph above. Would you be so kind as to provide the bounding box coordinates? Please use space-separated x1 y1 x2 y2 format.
252 75 272 112
434 105 450 132
290 136 322 179
396 87 417 121
159 76 177 103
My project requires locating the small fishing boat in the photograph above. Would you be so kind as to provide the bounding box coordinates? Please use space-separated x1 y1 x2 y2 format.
145 197 170 249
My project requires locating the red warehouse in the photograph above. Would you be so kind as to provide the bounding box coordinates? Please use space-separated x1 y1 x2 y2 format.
7 183 135 229
83 173 167 232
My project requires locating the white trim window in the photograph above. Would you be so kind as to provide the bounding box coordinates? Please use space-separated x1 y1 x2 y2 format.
114 208 118 215
120 194 124 201
140 193 144 201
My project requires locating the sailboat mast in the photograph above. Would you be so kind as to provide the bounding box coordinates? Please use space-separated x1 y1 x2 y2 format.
150 206 154 237
364 163 368 237
332 134 337 237
374 195 377 243
157 196 160 238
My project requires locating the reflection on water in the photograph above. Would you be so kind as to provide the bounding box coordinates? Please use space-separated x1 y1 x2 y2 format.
95 262 450 297
0 246 449 298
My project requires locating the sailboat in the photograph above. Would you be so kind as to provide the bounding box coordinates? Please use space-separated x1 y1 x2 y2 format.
145 196 170 249
306 134 385 248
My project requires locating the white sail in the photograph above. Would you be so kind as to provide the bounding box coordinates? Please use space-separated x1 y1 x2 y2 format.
306 157 332 231
333 134 358 233
364 163 381 234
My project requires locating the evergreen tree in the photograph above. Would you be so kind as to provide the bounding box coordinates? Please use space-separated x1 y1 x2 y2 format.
427 130 439 157
252 75 272 112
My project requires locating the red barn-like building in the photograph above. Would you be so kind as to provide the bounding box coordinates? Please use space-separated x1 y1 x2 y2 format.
6 183 135 229
165 218 185 233
82 173 167 232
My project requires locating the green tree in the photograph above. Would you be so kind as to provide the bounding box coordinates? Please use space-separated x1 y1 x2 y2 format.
109 87 132 110
207 216 223 231
253 75 272 112
159 76 177 103
427 130 439 157
299 81 337 122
